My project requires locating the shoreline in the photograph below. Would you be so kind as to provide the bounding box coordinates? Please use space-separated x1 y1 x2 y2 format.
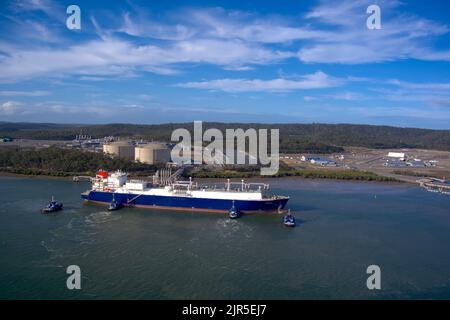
0 170 413 185
0 171 74 181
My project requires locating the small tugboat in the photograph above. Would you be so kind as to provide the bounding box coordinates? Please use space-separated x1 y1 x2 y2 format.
108 194 122 211
282 209 296 227
42 196 63 213
228 200 239 219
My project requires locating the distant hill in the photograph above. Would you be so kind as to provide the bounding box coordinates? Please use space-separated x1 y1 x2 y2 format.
0 122 73 131
1 122 450 153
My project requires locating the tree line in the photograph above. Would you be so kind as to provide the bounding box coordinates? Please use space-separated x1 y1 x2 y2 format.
0 146 158 177
1 122 450 153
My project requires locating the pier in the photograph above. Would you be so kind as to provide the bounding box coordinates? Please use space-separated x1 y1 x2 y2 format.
417 178 450 194
73 176 93 182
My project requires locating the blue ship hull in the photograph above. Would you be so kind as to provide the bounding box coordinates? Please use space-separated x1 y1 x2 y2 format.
81 191 289 213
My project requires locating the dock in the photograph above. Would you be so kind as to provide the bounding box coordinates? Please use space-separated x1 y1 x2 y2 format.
73 176 93 182
417 178 450 194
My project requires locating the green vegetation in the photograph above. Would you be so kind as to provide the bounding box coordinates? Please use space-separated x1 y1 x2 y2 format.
0 146 396 182
0 146 159 177
186 166 396 182
392 170 444 179
277 169 396 181
2 122 450 153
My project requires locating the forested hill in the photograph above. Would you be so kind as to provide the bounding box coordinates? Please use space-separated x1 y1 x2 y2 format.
1 122 450 153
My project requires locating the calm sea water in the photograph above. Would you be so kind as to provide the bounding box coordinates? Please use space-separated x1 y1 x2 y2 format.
1 175 450 299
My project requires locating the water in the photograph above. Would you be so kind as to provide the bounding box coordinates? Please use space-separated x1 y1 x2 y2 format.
1 176 450 299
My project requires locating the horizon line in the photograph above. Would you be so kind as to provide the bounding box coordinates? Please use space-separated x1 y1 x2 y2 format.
1 121 450 132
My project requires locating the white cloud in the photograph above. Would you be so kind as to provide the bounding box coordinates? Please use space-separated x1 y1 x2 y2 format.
119 11 196 41
299 0 450 64
369 80 450 108
0 37 292 83
175 71 343 92
121 3 450 66
0 2 449 85
1 16 61 44
388 79 450 91
0 90 50 96
122 104 143 109
328 91 365 101
172 39 293 65
28 101 117 115
0 101 23 114
181 7 329 44
78 76 110 82
300 91 366 102
136 94 153 101
117 7 328 44
303 96 317 102
9 0 66 23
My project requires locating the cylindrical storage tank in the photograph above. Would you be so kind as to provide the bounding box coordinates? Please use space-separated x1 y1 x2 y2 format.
135 143 171 164
103 141 135 160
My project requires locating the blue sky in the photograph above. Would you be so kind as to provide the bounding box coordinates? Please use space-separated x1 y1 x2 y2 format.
0 0 450 128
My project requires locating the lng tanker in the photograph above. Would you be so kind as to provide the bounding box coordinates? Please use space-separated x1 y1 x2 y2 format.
81 170 289 213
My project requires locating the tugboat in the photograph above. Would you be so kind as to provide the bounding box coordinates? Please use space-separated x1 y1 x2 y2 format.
282 209 296 227
42 196 63 213
228 200 239 219
108 194 122 211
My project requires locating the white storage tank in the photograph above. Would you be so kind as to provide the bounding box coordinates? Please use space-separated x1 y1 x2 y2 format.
135 143 171 164
103 141 135 160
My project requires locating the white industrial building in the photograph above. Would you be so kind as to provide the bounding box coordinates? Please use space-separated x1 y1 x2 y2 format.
301 155 322 162
301 155 337 166
387 152 406 161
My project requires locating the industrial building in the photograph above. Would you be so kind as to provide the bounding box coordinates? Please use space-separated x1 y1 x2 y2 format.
103 141 135 160
387 152 406 161
301 155 337 166
135 143 171 164
301 155 322 162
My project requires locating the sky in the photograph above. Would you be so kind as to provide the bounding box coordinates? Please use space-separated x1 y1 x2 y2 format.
0 0 450 128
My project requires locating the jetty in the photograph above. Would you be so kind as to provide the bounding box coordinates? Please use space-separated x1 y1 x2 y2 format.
417 178 450 195
73 176 93 182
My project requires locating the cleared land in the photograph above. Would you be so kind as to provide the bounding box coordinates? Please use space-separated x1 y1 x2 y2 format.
281 147 450 183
